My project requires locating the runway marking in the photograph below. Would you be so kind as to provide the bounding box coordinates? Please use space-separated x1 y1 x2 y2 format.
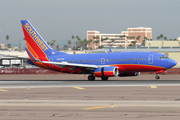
84 105 115 110
73 87 84 90
150 86 157 88
0 89 9 92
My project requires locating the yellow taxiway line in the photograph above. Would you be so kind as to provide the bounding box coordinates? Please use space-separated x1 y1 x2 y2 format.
84 105 116 110
150 86 157 88
0 89 9 92
73 87 85 90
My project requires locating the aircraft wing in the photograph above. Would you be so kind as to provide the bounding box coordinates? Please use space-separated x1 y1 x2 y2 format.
42 61 108 73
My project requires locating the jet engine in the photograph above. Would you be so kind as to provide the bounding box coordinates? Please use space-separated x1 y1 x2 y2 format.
94 66 119 77
118 72 140 77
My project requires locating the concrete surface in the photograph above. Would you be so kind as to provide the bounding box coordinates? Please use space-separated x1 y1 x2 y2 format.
0 74 180 120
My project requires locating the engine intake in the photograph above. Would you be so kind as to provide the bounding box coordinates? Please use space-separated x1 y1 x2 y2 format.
94 66 119 77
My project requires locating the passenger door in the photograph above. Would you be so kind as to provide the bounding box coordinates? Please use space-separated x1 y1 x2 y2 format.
148 54 153 64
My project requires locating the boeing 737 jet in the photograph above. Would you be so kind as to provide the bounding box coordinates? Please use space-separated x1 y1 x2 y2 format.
21 20 177 80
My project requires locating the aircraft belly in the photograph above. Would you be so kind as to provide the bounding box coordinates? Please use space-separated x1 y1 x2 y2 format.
114 64 166 72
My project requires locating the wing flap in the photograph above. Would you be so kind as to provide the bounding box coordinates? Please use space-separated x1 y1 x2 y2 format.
42 61 100 69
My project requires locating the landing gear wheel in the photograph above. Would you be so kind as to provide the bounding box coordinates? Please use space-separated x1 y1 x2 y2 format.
101 77 109 81
88 75 95 81
155 76 160 80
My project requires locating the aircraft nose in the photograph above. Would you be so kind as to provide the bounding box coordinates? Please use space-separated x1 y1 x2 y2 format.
169 59 177 68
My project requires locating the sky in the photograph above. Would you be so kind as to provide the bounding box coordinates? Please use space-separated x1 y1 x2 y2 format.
0 0 180 48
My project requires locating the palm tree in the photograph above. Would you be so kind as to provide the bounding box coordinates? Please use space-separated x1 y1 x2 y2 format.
64 44 68 50
157 36 160 40
7 43 11 48
87 39 92 49
136 36 140 41
101 38 104 42
119 35 123 40
111 39 115 42
131 41 136 46
164 37 167 41
83 39 88 49
78 40 84 50
98 45 104 49
51 40 56 49
76 35 79 40
72 35 74 47
6 35 9 48
129 44 133 47
68 40 72 47
93 40 99 49
160 34 164 40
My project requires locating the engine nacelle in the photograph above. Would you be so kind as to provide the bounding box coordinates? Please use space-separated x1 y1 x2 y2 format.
118 72 140 77
94 66 119 77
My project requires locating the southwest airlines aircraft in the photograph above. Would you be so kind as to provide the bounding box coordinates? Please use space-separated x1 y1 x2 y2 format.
21 20 177 80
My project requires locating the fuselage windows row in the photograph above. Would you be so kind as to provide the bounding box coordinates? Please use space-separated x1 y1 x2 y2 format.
118 58 147 61
56 58 147 63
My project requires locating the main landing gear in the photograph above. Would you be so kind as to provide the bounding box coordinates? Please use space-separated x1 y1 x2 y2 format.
87 75 109 81
88 75 95 81
155 74 160 80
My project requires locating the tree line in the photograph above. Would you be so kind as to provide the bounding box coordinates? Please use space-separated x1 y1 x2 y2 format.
156 34 177 41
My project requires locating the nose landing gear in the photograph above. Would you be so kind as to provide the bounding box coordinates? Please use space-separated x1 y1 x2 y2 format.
155 74 160 80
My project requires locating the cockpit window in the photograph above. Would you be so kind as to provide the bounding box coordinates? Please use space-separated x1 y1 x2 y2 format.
159 56 169 59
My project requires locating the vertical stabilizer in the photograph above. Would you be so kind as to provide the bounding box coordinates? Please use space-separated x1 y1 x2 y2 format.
21 20 67 61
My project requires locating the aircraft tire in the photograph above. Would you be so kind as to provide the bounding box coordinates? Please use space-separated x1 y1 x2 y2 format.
88 75 95 81
155 76 160 80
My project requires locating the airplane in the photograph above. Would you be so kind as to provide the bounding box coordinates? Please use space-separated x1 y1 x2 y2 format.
21 20 177 81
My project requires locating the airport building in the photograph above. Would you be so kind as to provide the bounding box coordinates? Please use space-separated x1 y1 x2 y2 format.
145 40 180 48
87 27 152 49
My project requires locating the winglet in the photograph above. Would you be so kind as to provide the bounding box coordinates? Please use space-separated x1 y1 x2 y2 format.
109 48 113 53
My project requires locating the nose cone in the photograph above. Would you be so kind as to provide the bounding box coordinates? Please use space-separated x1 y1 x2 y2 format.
168 59 177 68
